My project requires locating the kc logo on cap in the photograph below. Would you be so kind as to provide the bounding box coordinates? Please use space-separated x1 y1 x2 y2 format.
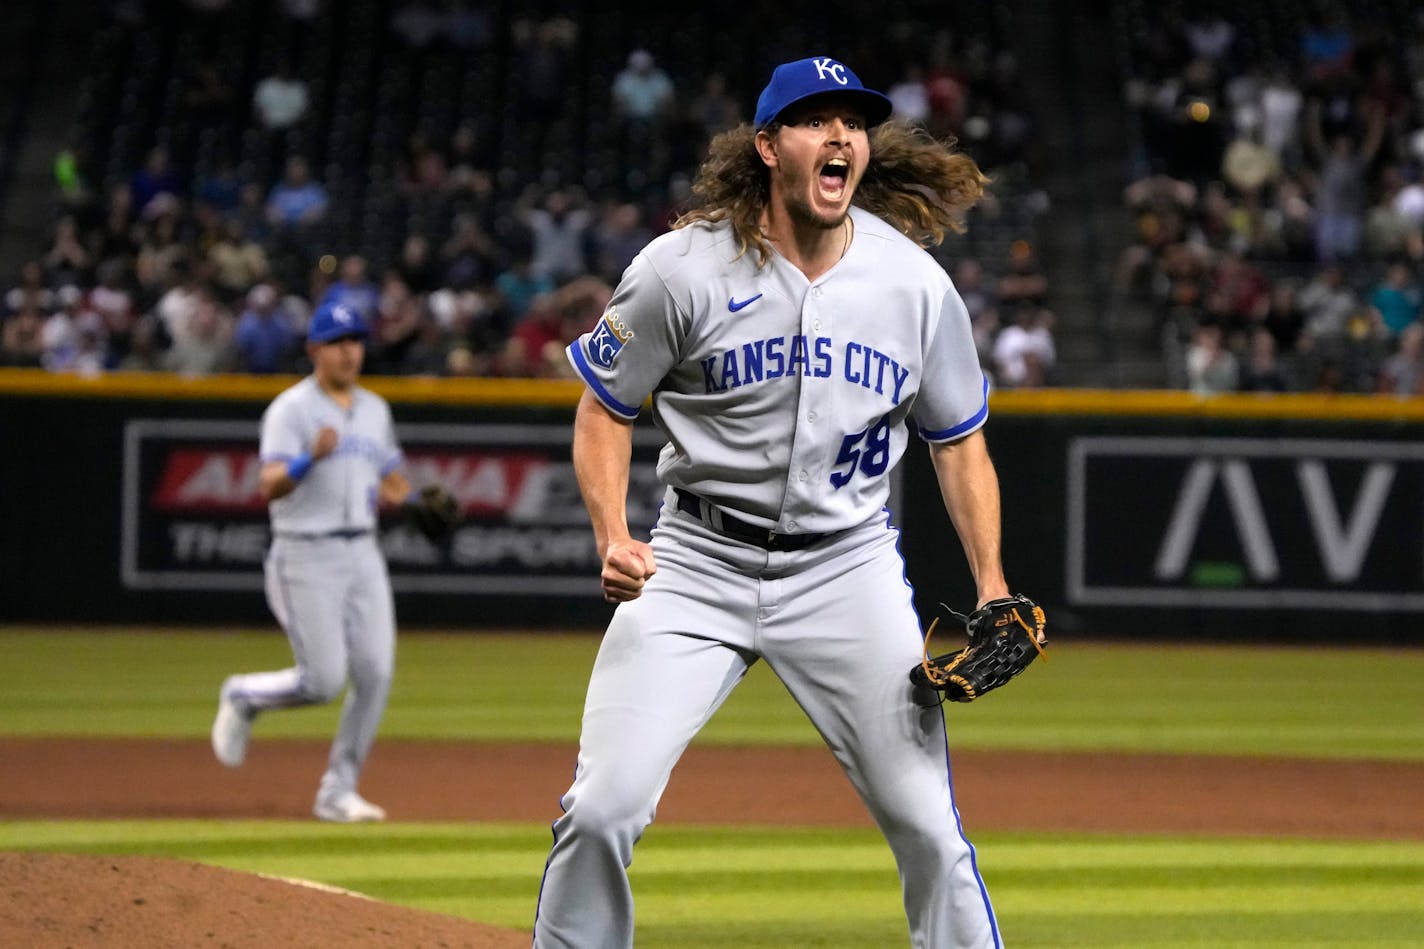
754 56 893 129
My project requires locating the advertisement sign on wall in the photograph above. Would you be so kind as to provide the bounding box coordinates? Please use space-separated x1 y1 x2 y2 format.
121 419 667 595
1067 437 1424 612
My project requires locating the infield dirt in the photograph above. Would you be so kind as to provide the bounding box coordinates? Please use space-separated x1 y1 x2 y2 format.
4 738 1421 947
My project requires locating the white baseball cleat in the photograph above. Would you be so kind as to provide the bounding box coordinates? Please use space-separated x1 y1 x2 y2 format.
313 791 387 823
210 677 252 768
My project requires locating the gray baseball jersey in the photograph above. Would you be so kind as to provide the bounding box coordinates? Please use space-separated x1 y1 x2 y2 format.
537 208 1001 948
260 376 404 534
566 205 987 534
224 375 400 810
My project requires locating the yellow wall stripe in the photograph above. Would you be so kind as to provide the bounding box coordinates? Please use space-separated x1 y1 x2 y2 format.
3 368 1424 420
0 368 585 407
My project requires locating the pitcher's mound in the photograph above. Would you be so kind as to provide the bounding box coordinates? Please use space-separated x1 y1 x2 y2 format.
0 852 529 948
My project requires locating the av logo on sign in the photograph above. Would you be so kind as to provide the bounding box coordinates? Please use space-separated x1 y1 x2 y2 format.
1067 437 1424 611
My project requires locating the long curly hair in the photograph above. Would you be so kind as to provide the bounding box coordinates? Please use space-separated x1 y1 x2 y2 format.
672 120 989 267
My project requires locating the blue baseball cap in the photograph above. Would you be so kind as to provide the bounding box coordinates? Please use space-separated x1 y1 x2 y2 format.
307 302 369 343
754 56 893 129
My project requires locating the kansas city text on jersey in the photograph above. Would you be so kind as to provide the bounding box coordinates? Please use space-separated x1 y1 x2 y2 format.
697 335 911 404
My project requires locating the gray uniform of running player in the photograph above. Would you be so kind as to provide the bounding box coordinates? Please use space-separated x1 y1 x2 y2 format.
216 374 401 816
533 200 999 946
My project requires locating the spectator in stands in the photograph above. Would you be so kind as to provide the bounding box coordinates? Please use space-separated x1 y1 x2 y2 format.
195 156 244 215
1263 176 1318 261
1203 250 1270 337
87 259 138 364
1260 278 1306 359
497 276 610 379
612 48 675 130
611 48 676 184
130 146 182 218
53 142 93 215
41 285 107 375
590 202 650 286
492 252 553 324
89 183 140 267
252 59 309 132
954 258 995 326
163 288 235 375
446 122 495 190
115 314 164 371
0 305 46 367
1305 97 1386 262
524 188 593 283
318 255 379 320
687 72 741 143
1185 321 1239 394
1368 262 1422 337
887 65 932 124
1258 66 1304 169
430 285 501 373
42 215 93 289
1183 10 1236 64
1238 328 1289 392
1298 264 1360 343
208 216 271 301
4 260 55 316
1301 9 1356 82
366 273 424 374
233 181 273 245
996 239 1048 308
396 234 440 295
233 283 297 373
134 197 189 294
1115 174 1195 294
1378 322 1424 395
440 212 498 290
266 156 329 231
499 291 562 378
951 258 999 374
1395 165 1424 233
992 302 1056 388
397 127 448 196
153 256 208 350
923 33 970 138
398 308 454 376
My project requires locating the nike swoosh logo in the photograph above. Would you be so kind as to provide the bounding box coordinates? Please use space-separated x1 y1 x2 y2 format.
728 294 763 312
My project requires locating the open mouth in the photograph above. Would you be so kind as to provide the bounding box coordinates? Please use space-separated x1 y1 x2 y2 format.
818 158 849 198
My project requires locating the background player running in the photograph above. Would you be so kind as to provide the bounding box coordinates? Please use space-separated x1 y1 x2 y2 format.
211 302 407 823
534 55 1023 948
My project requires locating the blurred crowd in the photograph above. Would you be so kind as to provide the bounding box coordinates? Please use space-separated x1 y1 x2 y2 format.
1117 3 1424 395
0 1 1052 386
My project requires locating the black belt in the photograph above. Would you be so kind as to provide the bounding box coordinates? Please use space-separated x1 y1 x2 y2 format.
673 489 832 551
275 528 373 541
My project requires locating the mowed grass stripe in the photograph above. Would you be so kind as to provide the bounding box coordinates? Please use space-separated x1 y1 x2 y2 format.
8 822 1424 944
5 629 1422 758
1004 916 1424 949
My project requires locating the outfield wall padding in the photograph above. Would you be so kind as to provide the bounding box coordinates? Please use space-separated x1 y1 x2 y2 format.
3 370 1421 641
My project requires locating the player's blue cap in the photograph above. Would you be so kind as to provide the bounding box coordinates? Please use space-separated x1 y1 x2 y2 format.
307 302 369 343
754 56 893 129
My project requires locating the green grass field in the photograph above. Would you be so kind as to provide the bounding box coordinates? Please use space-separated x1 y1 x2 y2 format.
4 627 1423 947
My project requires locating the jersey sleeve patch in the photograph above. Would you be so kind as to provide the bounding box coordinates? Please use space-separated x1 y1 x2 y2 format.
566 342 641 418
585 306 635 369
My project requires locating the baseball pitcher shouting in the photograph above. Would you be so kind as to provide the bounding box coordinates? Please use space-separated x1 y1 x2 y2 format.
532 56 1045 948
